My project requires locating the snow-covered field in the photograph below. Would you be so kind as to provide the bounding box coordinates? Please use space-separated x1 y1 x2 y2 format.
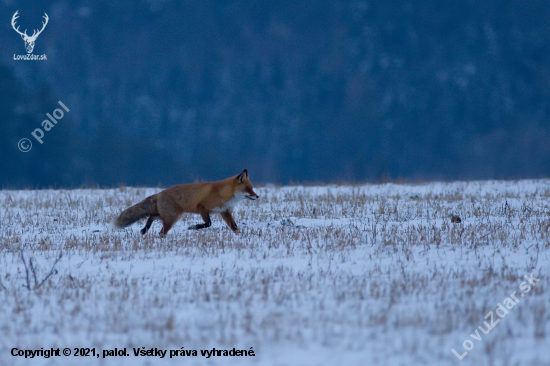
0 180 549 366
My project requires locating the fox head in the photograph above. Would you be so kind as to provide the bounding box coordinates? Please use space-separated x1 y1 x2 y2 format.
235 169 259 200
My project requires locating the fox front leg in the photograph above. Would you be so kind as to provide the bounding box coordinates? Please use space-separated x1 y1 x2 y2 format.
220 211 240 233
188 206 212 230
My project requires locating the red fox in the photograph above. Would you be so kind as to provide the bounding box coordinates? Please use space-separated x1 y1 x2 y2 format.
111 169 259 236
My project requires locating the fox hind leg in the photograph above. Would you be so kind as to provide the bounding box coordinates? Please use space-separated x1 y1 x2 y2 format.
158 213 181 237
141 215 158 235
159 221 173 237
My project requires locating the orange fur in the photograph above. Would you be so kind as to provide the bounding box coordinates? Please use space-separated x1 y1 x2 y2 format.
112 169 259 236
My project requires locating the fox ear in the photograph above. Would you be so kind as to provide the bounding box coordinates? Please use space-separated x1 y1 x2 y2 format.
237 169 248 183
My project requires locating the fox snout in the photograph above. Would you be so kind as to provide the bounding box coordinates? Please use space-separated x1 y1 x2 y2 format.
246 193 259 200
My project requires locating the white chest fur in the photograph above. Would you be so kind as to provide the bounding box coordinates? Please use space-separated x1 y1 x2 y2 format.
210 192 247 213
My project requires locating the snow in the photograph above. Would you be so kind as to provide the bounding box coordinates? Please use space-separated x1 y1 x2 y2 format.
0 180 549 365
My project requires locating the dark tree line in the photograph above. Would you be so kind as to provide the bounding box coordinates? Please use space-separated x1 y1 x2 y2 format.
1 0 549 187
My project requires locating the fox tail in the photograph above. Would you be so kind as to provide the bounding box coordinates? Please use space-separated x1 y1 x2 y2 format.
111 195 158 230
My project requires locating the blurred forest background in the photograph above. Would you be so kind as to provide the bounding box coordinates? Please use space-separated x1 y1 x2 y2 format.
1 0 550 187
